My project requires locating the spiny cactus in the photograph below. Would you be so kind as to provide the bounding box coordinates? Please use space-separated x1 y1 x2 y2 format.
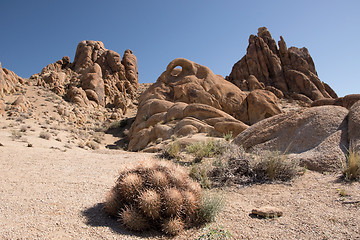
104 158 204 235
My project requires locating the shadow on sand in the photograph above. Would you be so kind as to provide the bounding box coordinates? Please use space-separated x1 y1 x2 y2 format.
81 203 163 238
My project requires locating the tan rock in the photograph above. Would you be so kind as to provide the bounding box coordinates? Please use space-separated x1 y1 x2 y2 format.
127 59 252 151
227 27 336 101
33 40 138 112
0 63 24 97
80 63 105 106
252 206 283 218
0 100 5 116
214 121 248 137
233 106 349 172
311 94 360 110
239 90 282 125
11 95 31 112
348 101 360 151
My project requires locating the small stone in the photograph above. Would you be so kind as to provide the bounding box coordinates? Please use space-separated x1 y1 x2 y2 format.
251 206 283 218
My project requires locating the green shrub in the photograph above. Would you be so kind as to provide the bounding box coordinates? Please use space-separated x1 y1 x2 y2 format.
343 148 360 181
186 140 225 161
197 225 233 240
196 191 224 224
223 132 233 142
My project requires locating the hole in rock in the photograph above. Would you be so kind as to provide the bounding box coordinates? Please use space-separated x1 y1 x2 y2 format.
170 67 182 77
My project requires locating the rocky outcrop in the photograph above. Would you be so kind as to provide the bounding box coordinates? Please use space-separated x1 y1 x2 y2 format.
311 94 360 109
233 106 349 172
348 101 360 151
128 58 282 151
30 40 139 113
0 62 25 98
227 27 337 102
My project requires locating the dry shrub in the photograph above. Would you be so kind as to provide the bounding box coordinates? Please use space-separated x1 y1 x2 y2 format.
343 148 360 181
211 144 299 185
252 151 299 181
39 131 51 140
104 159 221 235
163 141 181 159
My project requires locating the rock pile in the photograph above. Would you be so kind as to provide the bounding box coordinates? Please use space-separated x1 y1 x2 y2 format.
127 58 282 151
30 41 139 114
227 27 337 103
0 62 25 97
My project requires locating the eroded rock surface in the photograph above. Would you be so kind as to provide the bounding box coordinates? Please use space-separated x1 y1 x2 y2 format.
128 58 253 151
227 27 337 102
233 106 349 172
30 40 139 113
0 62 25 97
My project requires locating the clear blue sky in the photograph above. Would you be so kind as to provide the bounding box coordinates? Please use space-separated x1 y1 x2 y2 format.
0 0 359 97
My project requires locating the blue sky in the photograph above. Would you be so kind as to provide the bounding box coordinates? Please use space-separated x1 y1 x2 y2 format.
0 0 359 97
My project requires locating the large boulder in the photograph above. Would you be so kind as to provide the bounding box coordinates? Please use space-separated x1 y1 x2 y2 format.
233 106 349 172
348 101 360 151
30 40 138 112
128 58 253 151
0 62 25 97
227 27 336 102
312 94 360 110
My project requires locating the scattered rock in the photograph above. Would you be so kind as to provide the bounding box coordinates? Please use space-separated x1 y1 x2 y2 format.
252 206 283 218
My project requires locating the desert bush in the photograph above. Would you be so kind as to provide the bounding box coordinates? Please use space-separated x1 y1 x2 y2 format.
223 132 233 142
343 148 360 181
197 225 233 240
211 144 299 185
190 164 211 188
10 130 22 140
163 141 181 159
186 140 225 161
196 191 224 224
39 131 51 140
104 159 221 235
252 151 299 181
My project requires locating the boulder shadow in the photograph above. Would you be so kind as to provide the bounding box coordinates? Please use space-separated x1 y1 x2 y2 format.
81 203 162 238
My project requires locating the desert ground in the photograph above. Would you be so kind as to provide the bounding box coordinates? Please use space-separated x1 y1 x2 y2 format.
1 86 359 240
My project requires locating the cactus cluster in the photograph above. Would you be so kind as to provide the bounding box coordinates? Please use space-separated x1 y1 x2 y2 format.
104 159 203 235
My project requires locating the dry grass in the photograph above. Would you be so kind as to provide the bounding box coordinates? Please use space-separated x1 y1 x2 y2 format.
186 140 225 162
343 148 360 181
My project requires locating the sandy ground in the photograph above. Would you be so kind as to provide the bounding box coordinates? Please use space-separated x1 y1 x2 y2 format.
0 86 360 239
1 122 360 240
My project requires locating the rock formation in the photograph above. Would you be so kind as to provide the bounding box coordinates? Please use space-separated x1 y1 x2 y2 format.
233 106 349 172
348 101 360 151
30 40 139 114
311 94 360 109
0 62 25 98
227 27 337 102
127 58 282 151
